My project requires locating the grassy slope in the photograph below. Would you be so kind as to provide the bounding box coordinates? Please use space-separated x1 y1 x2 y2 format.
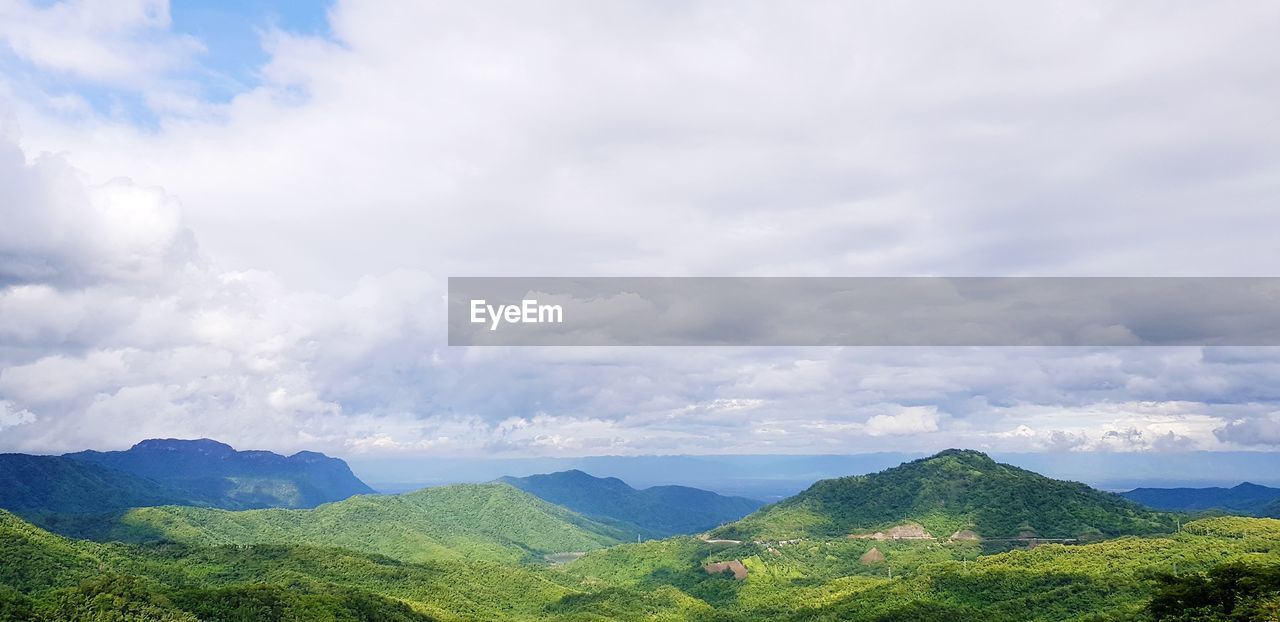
715 449 1175 541
103 483 626 563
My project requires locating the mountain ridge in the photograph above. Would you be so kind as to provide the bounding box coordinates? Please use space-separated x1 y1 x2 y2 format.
711 448 1176 541
65 438 374 509
497 469 763 538
0 439 375 527
1122 481 1280 517
94 481 626 563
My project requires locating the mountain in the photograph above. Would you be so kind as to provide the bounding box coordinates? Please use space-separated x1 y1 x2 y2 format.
497 470 763 538
0 508 568 621
98 482 626 563
1122 482 1280 516
1263 497 1280 518
711 449 1176 541
64 438 374 509
0 454 185 516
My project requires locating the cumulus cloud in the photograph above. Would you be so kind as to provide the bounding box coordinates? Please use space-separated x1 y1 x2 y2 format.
2 2 1280 458
864 406 940 437
0 399 35 430
0 139 195 286
1215 416 1280 447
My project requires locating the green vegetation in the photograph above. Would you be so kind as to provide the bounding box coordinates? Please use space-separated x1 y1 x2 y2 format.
0 454 183 516
1148 560 1280 620
498 470 762 538
559 516 1280 621
715 449 1176 541
1123 482 1280 517
4 450 1279 621
0 439 380 537
96 483 625 563
64 439 375 510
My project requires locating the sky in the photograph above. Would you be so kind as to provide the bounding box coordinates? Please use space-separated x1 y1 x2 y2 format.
2 1 1280 460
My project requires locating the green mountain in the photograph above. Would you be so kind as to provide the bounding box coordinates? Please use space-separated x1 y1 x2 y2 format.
4 457 1280 621
98 482 626 563
6 503 1279 622
0 508 722 621
497 470 763 538
1 439 376 526
712 449 1176 541
0 454 185 516
65 438 374 509
1122 482 1280 516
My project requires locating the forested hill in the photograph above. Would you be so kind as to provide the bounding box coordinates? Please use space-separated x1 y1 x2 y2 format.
93 482 626 563
0 454 185 515
498 470 763 538
1122 482 1280 517
64 438 374 509
712 449 1176 541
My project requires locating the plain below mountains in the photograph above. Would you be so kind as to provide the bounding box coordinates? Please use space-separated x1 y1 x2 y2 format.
0 438 373 522
1122 482 1280 517
498 470 763 538
712 448 1177 542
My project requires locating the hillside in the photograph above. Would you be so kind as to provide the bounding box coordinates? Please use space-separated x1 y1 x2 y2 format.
3 492 1280 620
498 470 762 538
65 438 374 509
0 509 581 621
0 454 185 517
1122 482 1280 516
0 508 728 621
98 482 625 563
712 449 1176 541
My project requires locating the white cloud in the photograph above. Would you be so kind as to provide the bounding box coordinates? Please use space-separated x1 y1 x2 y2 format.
1215 416 1280 447
2 2 1280 458
0 399 35 430
0 139 196 286
864 406 940 437
0 0 201 86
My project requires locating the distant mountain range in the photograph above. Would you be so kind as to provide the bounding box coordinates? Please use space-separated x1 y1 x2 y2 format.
1122 482 1280 517
497 469 763 538
0 439 374 523
713 449 1176 541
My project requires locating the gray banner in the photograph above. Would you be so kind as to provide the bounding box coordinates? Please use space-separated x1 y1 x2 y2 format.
447 277 1280 346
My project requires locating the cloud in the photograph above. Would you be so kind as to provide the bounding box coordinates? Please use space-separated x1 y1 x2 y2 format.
0 139 196 286
1215 416 1280 447
864 406 940 437
1043 430 1089 452
10 1 1279 285
0 0 201 86
2 2 1280 458
0 399 35 430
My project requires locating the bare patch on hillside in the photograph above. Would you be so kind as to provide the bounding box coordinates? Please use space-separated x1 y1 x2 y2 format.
703 560 748 579
848 522 934 540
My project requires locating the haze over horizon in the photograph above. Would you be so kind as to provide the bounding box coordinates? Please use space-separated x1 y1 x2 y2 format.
3 1 1280 472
